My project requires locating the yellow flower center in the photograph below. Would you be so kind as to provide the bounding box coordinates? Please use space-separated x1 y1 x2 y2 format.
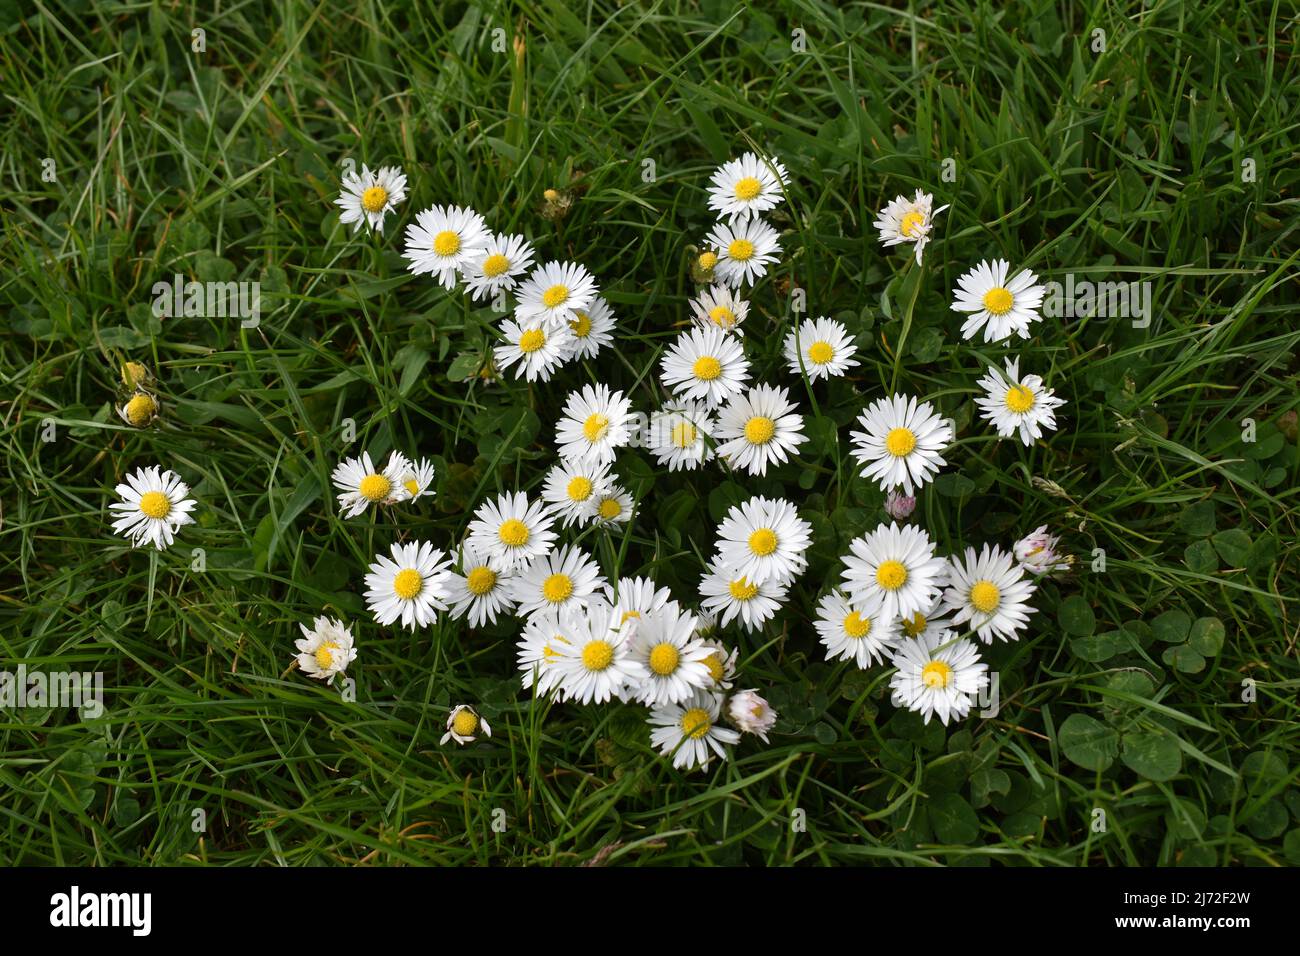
733 176 762 201
393 569 423 600
876 560 908 591
518 328 546 353
542 573 574 603
452 709 479 736
498 518 530 547
621 609 642 624
681 707 712 739
432 230 461 256
744 416 776 445
124 393 156 426
727 238 755 261
969 580 1001 613
807 341 834 365
466 566 497 596
899 210 926 237
404 478 420 496
901 612 927 638
982 287 1014 315
597 497 622 520
709 305 735 328
583 413 609 442
921 660 953 689
703 653 725 682
314 641 340 669
138 490 171 519
728 578 758 601
582 640 614 671
543 188 560 202
698 251 718 270
885 427 917 457
481 253 511 277
648 643 680 676
748 528 778 556
122 361 149 388
843 611 871 638
541 284 569 308
692 356 722 381
569 311 592 337
358 474 392 502
566 476 593 501
671 421 697 448
361 185 388 212
1004 384 1035 414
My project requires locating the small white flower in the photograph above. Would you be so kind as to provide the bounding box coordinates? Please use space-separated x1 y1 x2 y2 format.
873 190 947 265
647 400 716 472
566 297 616 360
331 451 411 518
294 616 357 681
975 357 1067 446
727 689 777 742
1014 525 1074 576
814 590 901 669
441 704 491 745
514 260 598 330
850 394 952 496
689 285 750 336
707 152 789 222
713 384 807 477
510 545 606 620
941 544 1038 643
648 688 740 772
541 458 613 527
889 629 989 725
465 491 557 571
783 316 860 380
336 164 407 234
555 384 634 466
363 541 454 631
590 485 634 527
951 259 1046 342
447 543 517 628
108 465 197 551
660 326 751 409
628 603 713 707
699 558 788 633
493 317 575 383
462 233 536 301
713 495 812 585
397 457 436 502
840 522 948 623
550 602 646 704
402 204 490 288
706 217 781 287
898 599 954 643
698 636 738 690
603 577 676 623
516 607 572 696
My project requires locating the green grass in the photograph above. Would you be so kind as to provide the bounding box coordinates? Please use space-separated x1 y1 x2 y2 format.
2 0 1298 866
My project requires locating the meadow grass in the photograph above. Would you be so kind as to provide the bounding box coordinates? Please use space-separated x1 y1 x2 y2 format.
1 0 1297 866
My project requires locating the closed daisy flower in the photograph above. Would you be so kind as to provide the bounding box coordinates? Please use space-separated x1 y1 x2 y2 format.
510 545 605 620
465 491 557 571
689 285 750 335
647 400 716 472
698 636 738 690
707 151 789 222
699 558 789 633
462 232 536 301
447 543 517 628
814 590 901 669
397 456 436 502
590 485 634 527
566 297 616 360
550 601 646 704
648 688 740 773
975 357 1067 446
541 458 613 527
727 689 777 742
516 607 572 696
441 704 491 745
783 316 860 380
706 217 781 287
889 629 989 725
941 544 1038 643
514 260 598 330
331 450 411 518
294 616 357 682
873 190 947 265
628 603 714 707
336 163 407 234
660 326 751 408
117 390 160 427
109 465 197 551
714 384 808 477
494 316 575 383
840 522 948 624
713 495 812 585
1014 525 1073 576
402 204 490 288
555 383 634 466
951 258 1046 342
850 394 952 495
363 540 454 631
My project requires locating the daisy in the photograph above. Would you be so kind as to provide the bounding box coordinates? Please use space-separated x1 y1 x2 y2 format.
603 576 676 625
549 601 646 704
889 629 989 725
555 384 634 466
336 164 407 234
714 495 812 585
648 688 740 772
975 357 1067 446
441 705 491 745
898 598 954 643
510 545 605 620
647 400 716 472
462 233 536 301
447 542 517 628
707 152 789 221
402 204 490 288
465 491 557 571
941 544 1038 643
705 217 781 287
850 394 952 495
884 491 917 520
590 485 634 527
493 317 575 383
689 285 750 336
541 458 613 527
698 559 789 633
397 456 436 502
659 326 751 408
363 540 454 631
628 603 713 707
814 590 901 669
516 608 572 696
514 260 598 330
566 297 616 360
331 450 411 518
727 689 777 742
840 522 948 623
294 616 357 682
714 384 807 477
783 316 860 381
117 390 159 427
1014 525 1074 576
698 637 738 690
108 465 197 551
873 190 948 265
951 259 1046 342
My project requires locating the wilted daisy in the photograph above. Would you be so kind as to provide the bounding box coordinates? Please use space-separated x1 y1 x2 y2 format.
873 190 947 265
850 394 952 495
516 608 571 696
566 297 616 360
705 217 781 287
707 152 789 221
783 316 860 380
590 485 634 527
493 317 574 383
659 326 751 408
447 543 517 628
397 457 436 502
465 491 557 570
714 496 811 585
294 616 357 682
511 545 605 620
840 522 947 623
441 705 491 745
555 384 634 466
941 544 1038 643
604 576 676 625
402 204 490 288
363 540 454 631
699 559 789 633
689 285 750 335
698 637 738 690
884 491 916 520
331 450 411 518
714 384 807 477
541 458 613 527
727 689 777 742
514 260 598 330
975 357 1067 446
1014 525 1073 576
462 233 536 301
336 164 407 234
628 604 713 707
814 590 902 668
889 629 989 725
549 602 646 704
951 259 1046 342
109 465 197 551
648 688 740 772
647 400 716 472
118 390 159 427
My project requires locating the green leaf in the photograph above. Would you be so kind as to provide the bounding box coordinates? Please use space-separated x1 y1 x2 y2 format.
1284 830 1300 865
1183 539 1218 573
1245 800 1288 840
1121 732 1183 781
812 721 837 745
909 326 943 363
929 792 979 844
1058 595 1096 636
1187 617 1225 656
1161 644 1206 674
1058 714 1119 771
1211 528 1252 566
1070 631 1121 662
1152 609 1191 643
970 768 1011 808
1176 501 1216 536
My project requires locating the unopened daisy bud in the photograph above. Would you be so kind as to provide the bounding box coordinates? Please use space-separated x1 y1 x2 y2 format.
118 391 159 427
441 704 491 745
540 188 573 221
727 689 777 742
294 616 357 682
691 249 719 284
1013 525 1073 576
121 361 151 389
883 491 916 520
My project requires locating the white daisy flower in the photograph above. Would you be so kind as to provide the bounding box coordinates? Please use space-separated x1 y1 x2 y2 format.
590 485 634 527
975 357 1067 446
783 316 860 381
698 559 789 633
493 317 575 383
465 491 557 571
108 465 197 551
727 689 777 742
840 522 948 623
566 297 616 360
603 576 677 624
705 217 781 287
628 603 713 707
402 204 490 289
648 688 740 772
706 151 789 221
331 450 411 518
714 495 812 585
550 601 646 704
698 637 738 690
336 164 407 234
714 384 808 477
441 704 491 745
873 190 948 265
555 384 634 466
510 545 605 620
941 544 1039 643
447 542 517 628
889 629 989 725
363 541 454 631
813 590 901 669
1014 525 1073 576
647 400 716 472
898 598 954 643
659 326 751 409
397 456 436 502
689 285 750 336
514 260 598 330
293 616 357 681
516 607 572 696
541 458 613 527
850 394 952 495
951 258 1046 342
462 233 536 301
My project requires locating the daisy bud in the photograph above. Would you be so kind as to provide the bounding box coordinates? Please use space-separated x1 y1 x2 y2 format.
1013 525 1074 576
118 391 159 427
727 689 777 742
121 361 151 389
884 491 916 520
441 704 491 746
